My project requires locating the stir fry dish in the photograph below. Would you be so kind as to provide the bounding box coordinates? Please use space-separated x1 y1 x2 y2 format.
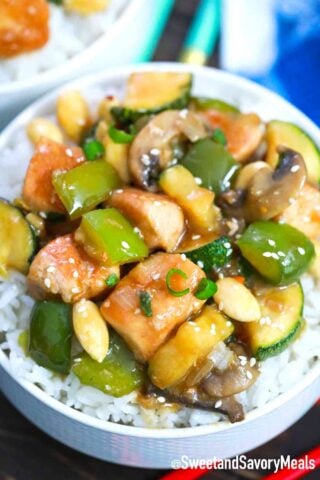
3 71 320 423
0 0 110 58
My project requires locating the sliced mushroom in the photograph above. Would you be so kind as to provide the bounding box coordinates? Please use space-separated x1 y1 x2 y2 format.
201 343 259 398
145 383 244 423
129 110 208 191
218 148 307 221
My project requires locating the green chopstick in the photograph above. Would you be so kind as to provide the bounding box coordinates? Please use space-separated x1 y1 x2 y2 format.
134 0 175 62
180 0 221 65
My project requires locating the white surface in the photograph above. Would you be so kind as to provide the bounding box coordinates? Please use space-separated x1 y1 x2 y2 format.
0 63 319 467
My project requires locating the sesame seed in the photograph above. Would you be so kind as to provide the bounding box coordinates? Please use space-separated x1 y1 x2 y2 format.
298 247 305 255
44 278 51 288
179 109 188 119
157 396 166 404
151 272 161 280
197 260 204 268
121 241 130 249
141 154 151 166
218 272 224 279
262 252 272 257
214 400 222 408
249 358 257 367
180 253 187 261
194 177 202 185
246 370 253 380
115 189 124 194
268 239 276 246
47 266 56 273
68 258 75 264
153 201 162 206
134 308 141 315
226 321 232 327
150 148 160 156
73 271 79 278
39 211 47 219
65 148 73 157
191 234 201 240
71 287 80 294
291 165 300 172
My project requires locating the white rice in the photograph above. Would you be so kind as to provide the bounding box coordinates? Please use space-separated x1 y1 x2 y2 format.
0 86 319 429
0 0 129 84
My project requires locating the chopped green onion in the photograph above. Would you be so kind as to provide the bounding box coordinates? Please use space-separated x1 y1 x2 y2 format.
166 268 190 297
105 273 119 287
211 128 227 146
139 291 153 317
83 139 105 161
194 278 217 300
108 125 135 144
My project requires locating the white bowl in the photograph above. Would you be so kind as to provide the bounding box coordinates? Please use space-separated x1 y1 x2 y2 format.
0 0 154 129
0 63 319 468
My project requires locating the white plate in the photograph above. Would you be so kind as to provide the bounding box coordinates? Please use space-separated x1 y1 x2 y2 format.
0 63 319 468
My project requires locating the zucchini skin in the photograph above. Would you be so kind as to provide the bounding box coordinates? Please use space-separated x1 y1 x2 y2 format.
244 282 304 361
111 89 192 128
255 318 303 361
185 236 233 273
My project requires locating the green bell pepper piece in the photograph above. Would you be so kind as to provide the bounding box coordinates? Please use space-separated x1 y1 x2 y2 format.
29 301 72 374
75 208 149 265
181 138 239 194
53 161 121 219
72 330 145 396
237 221 315 285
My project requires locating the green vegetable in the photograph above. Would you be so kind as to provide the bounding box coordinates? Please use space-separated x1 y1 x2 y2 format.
186 236 233 274
72 330 145 396
191 97 240 113
139 291 153 317
266 120 320 184
0 199 37 276
75 208 149 266
194 278 217 300
181 138 239 194
211 128 227 146
237 221 315 285
108 125 135 144
29 301 72 374
83 139 105 161
105 273 119 287
53 160 121 220
48 0 63 4
241 283 304 360
111 72 192 127
166 268 190 297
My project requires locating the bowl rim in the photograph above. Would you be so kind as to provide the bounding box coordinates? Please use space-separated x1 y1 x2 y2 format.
0 62 319 439
0 0 144 94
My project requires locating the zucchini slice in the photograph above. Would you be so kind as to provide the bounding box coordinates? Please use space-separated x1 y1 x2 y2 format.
0 200 37 275
185 236 233 274
191 97 240 113
266 120 320 184
111 72 192 127
241 282 304 360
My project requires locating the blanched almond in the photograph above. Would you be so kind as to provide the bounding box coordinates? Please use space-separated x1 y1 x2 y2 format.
214 277 261 322
73 300 109 362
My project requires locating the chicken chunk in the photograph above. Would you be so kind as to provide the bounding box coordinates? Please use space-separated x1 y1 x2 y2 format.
277 183 320 278
28 234 119 303
100 252 205 361
0 0 49 58
110 188 185 251
23 139 85 213
203 110 264 162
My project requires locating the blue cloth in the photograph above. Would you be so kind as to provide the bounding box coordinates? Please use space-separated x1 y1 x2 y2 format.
247 0 320 125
